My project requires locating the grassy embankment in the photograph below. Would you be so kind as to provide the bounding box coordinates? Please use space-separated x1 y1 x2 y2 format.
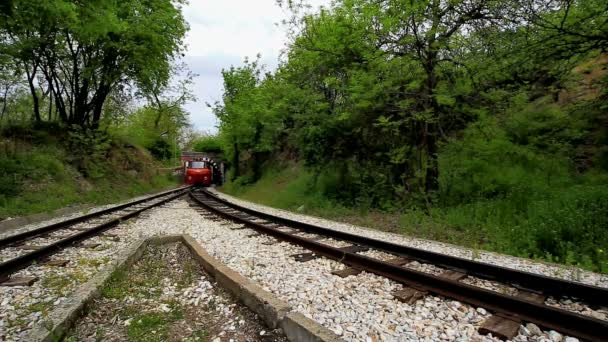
0 124 178 220
222 56 608 274
222 165 608 274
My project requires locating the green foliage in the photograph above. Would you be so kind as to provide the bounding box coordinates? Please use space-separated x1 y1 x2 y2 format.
110 105 186 162
0 125 177 219
438 116 572 205
216 1 608 272
0 0 188 127
192 135 223 154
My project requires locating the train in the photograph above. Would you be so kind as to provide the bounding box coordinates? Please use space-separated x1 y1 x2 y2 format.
182 152 223 187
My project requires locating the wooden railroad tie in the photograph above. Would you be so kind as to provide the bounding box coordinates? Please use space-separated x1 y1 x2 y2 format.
77 242 101 249
43 259 70 267
478 291 546 340
440 269 468 281
390 267 466 305
101 233 120 241
0 276 38 287
392 287 428 304
294 244 369 263
13 245 44 251
261 240 278 246
331 267 362 278
479 313 521 340
385 257 411 266
68 226 91 231
291 252 318 262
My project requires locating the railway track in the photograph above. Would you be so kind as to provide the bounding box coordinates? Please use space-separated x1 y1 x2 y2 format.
0 186 190 284
190 189 608 342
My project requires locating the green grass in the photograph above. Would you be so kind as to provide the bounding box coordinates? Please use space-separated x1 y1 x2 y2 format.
126 312 171 342
0 127 178 220
222 165 608 273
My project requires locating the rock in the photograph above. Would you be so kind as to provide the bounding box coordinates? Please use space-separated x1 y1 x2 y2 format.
564 337 579 342
526 323 542 336
548 330 562 342
334 325 343 336
519 325 531 336
476 307 487 315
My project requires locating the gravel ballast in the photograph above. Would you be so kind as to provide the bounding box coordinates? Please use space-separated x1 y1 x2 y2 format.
66 242 286 342
1 191 606 342
209 189 608 289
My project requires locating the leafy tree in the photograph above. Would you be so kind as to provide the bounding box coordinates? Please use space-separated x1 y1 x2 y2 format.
0 0 188 127
215 0 608 209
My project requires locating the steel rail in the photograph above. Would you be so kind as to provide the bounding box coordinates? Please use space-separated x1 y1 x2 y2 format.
190 191 608 342
0 186 191 248
199 189 608 307
0 190 187 279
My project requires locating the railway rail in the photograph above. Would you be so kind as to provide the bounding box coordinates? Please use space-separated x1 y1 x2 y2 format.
190 188 608 342
0 186 190 283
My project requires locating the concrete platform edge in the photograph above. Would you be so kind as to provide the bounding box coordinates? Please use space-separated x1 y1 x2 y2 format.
27 234 342 342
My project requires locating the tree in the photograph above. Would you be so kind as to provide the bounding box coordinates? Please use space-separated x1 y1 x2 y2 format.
0 0 188 127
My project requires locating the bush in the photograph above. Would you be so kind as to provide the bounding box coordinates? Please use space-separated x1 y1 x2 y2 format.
147 139 173 160
193 135 223 154
438 117 572 206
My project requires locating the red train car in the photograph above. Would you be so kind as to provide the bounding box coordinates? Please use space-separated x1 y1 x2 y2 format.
185 160 212 186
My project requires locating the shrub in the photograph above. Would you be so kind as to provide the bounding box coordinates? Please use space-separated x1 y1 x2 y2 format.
193 135 223 154
438 117 572 206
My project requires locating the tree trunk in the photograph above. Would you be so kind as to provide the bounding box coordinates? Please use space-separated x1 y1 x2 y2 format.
25 65 41 122
422 51 440 193
231 141 240 181
252 123 263 182
91 84 110 129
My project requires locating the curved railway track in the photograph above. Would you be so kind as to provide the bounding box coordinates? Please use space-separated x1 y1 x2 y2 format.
0 186 190 283
190 189 608 342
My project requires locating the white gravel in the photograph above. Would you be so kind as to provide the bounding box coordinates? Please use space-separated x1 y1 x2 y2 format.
0 187 183 240
209 189 608 289
1 192 603 342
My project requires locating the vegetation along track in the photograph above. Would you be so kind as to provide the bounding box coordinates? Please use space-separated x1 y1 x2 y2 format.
190 189 608 342
0 186 190 283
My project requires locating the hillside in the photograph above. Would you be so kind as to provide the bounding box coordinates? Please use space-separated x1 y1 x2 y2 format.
212 1 608 273
0 124 177 220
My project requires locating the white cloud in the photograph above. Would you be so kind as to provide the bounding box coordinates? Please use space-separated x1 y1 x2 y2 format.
180 0 331 133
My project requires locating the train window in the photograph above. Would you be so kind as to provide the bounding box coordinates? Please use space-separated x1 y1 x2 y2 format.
190 161 207 169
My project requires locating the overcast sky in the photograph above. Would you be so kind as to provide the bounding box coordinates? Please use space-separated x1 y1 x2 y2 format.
181 0 331 133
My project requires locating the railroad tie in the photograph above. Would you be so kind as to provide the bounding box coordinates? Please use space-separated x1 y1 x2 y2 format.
0 276 38 287
43 259 70 267
293 245 369 263
331 267 362 278
68 226 91 231
262 240 278 246
13 245 44 251
392 287 428 304
385 257 411 266
229 225 248 230
101 235 120 242
339 245 370 254
439 269 468 281
291 252 319 262
76 242 101 249
478 313 521 340
478 291 545 340
516 290 547 304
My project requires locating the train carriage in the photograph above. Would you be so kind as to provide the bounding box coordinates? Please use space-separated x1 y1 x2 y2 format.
181 152 225 187
185 159 213 186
